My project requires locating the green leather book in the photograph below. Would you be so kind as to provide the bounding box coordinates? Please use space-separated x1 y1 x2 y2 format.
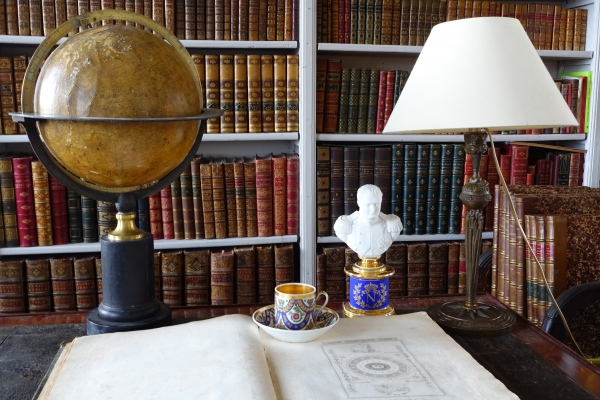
448 144 465 234
426 144 441 234
437 143 453 234
393 70 402 105
391 144 404 220
365 0 374 44
366 69 380 134
338 68 351 133
358 0 367 44
403 144 417 235
81 196 98 243
343 146 360 215
356 69 370 133
373 0 382 44
350 0 359 44
347 68 361 133
414 144 430 235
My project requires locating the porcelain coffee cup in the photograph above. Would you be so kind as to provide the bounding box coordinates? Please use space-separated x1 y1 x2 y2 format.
274 283 329 331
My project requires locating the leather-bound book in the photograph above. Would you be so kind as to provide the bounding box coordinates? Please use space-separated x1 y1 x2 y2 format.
429 0 439 35
152 0 164 28
330 0 339 43
41 0 55 36
286 54 299 132
573 9 584 52
5 0 18 35
223 0 231 40
457 241 466 294
315 58 327 132
248 0 259 40
159 186 175 240
214 0 224 40
196 0 206 39
343 146 359 215
200 159 216 239
447 241 459 294
223 159 238 237
13 156 37 247
179 164 195 240
292 0 299 40
364 0 374 44
383 71 395 126
414 144 430 235
534 215 547 323
97 201 117 239
73 256 97 310
25 258 52 312
0 65 16 129
428 242 448 295
17 0 31 36
373 0 383 44
184 249 210 306
210 249 234 305
233 158 247 237
184 0 195 39
323 59 342 132
316 146 330 236
28 0 43 36
525 215 538 323
190 157 205 239
133 0 143 28
398 0 409 44
244 157 258 237
0 259 25 313
81 196 98 243
356 69 369 133
425 144 441 234
330 147 344 234
233 55 249 133
436 144 453 234
484 147 500 232
89 0 101 27
374 146 391 214
149 192 164 240
284 0 293 40
31 161 52 246
568 152 580 187
170 177 184 240
578 9 588 51
205 55 221 133
375 70 387 133
349 0 357 43
219 55 234 133
407 243 427 295
161 251 184 306
256 244 274 302
50 257 76 311
136 198 150 234
556 153 570 186
272 153 287 236
316 250 326 294
448 144 464 234
402 143 417 235
286 153 299 235
275 243 294 286
324 246 345 300
565 8 576 51
344 247 360 298
153 252 161 300
346 68 360 132
255 154 274 237
95 256 103 304
358 146 374 187
274 54 287 133
275 0 284 40
491 184 500 297
365 69 379 133
407 0 418 45
260 55 275 132
211 160 227 239
386 243 407 298
357 0 366 44
247 54 262 133
445 0 456 22
238 0 247 40
265 0 275 40
416 0 427 46
390 0 400 45
239 0 249 40
390 144 404 220
234 246 256 304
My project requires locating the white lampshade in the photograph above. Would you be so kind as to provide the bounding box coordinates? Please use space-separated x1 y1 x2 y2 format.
383 17 579 134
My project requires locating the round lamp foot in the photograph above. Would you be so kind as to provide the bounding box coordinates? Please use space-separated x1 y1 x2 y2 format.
427 301 516 337
86 303 172 335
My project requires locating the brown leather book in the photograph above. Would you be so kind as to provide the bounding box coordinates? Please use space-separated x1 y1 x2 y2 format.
223 159 238 237
358 146 374 187
266 0 276 40
0 57 17 135
316 250 326 295
190 157 205 240
286 153 299 235
200 159 216 239
0 156 18 247
179 164 195 240
234 55 249 133
524 215 534 322
184 249 210 306
578 9 587 51
50 257 76 311
386 243 407 298
149 192 163 240
28 0 43 35
205 55 221 133
275 0 284 39
542 216 565 315
5 0 19 35
260 55 275 132
231 0 239 39
233 158 247 237
234 246 256 304
391 0 401 45
247 54 262 133
534 215 546 323
273 54 287 133
286 54 299 132
41 0 55 36
97 201 117 239
211 159 227 239
95 257 103 304
125 0 135 26
329 146 344 233
239 0 249 40
73 256 97 311
17 0 31 35
316 146 331 236
315 58 327 133
196 0 206 39
161 251 183 306
244 157 258 237
248 0 259 40
184 0 196 38
565 9 574 51
159 186 175 240
323 246 345 300
223 0 231 39
343 146 359 215
573 9 583 52
445 0 456 22
458 242 466 295
381 0 393 45
256 244 274 302
345 247 360 298
0 259 26 313
220 55 234 133
255 154 273 237
284 0 292 40
447 241 460 294
214 0 224 39
101 0 114 25
170 176 184 240
558 9 567 51
323 59 342 133
31 161 53 246
258 0 267 40
88 0 101 27
374 146 391 214
25 258 52 312
428 242 448 295
54 0 67 29
211 249 234 305
272 153 287 236
274 243 294 286
407 243 427 295
153 252 161 300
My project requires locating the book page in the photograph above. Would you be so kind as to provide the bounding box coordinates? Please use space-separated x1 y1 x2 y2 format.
38 314 276 400
260 312 518 399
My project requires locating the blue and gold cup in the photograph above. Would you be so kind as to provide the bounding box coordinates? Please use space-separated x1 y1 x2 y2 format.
274 283 328 330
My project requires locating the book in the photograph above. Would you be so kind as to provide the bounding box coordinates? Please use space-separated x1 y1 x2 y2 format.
199 159 216 239
96 201 117 239
0 58 17 135
286 54 299 132
179 164 196 239
247 54 262 133
407 243 427 295
428 242 448 294
385 242 407 297
234 54 249 133
25 258 52 312
272 153 287 236
233 157 247 237
374 146 391 214
324 59 342 132
256 244 274 302
323 245 345 300
285 153 299 235
81 196 98 243
329 146 344 232
73 256 97 311
244 157 259 237
148 192 164 240
274 243 294 285
402 143 417 235
0 155 18 247
204 55 220 133
67 189 83 244
184 249 210 306
170 176 184 240
234 246 256 304
315 58 327 132
190 157 205 239
0 259 26 313
13 156 37 247
136 197 150 234
160 185 175 240
273 54 287 133
260 55 275 132
447 241 460 294
49 257 76 311
211 159 227 239
210 249 234 305
255 154 274 237
223 159 239 237
316 146 330 236
31 161 52 246
161 251 183 306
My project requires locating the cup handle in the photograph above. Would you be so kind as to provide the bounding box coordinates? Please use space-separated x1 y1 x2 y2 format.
315 291 329 320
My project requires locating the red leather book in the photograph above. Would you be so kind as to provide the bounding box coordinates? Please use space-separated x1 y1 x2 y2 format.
48 174 68 245
255 155 273 237
484 147 500 232
383 71 395 126
12 156 37 247
499 153 511 184
240 0 250 40
286 152 299 235
211 160 227 239
248 0 259 40
234 158 247 237
148 192 164 240
323 59 342 133
507 145 529 185
244 157 258 237
272 153 287 236
338 0 345 43
568 152 580 186
375 70 387 133
160 185 175 240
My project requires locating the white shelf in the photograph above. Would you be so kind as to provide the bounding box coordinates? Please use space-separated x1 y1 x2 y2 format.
0 35 67 45
316 133 587 142
0 132 299 143
0 235 298 256
317 232 494 243
317 43 593 60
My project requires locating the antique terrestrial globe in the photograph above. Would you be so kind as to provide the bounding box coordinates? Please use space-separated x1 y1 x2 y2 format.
11 10 221 334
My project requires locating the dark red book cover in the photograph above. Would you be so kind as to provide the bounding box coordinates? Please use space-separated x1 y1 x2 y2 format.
338 0 345 43
160 186 175 240
499 154 512 184
383 71 395 126
375 70 387 133
324 59 342 132
255 154 273 237
149 192 163 240
286 153 299 235
315 58 327 132
507 145 529 185
12 156 37 247
48 174 69 245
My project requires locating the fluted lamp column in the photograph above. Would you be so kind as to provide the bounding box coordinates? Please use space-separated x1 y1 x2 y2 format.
383 17 578 336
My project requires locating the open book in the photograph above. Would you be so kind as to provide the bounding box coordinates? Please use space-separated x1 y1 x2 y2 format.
36 312 517 399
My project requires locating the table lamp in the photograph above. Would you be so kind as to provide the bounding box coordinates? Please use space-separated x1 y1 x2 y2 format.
383 17 579 336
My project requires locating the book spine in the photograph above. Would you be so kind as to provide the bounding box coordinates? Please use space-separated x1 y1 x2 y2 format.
428 242 448 294
255 155 274 237
316 58 327 133
446 241 459 293
0 260 26 313
233 159 247 237
316 146 331 236
350 0 358 44
448 144 464 234
223 161 238 237
365 0 374 44
402 143 417 235
324 59 342 133
271 154 287 236
190 158 205 239
534 215 546 325
0 157 17 248
41 0 55 36
414 144 429 235
25 259 52 312
324 246 346 300
330 146 344 233
390 143 404 221
73 256 97 310
343 146 359 215
256 245 274 302
5 0 19 36
0 57 17 134
425 144 441 234
386 243 406 297
29 0 43 35
457 242 466 293
247 55 262 134
231 0 240 40
149 192 164 240
491 184 499 297
180 165 195 240
211 249 234 305
286 153 299 235
205 55 221 133
219 55 234 133
260 55 275 133
244 159 258 237
381 0 392 45
160 186 175 240
375 70 387 133
13 157 38 247
265 0 275 40
436 144 452 234
161 251 183 306
258 0 267 40
234 54 249 133
50 257 76 311
96 201 117 239
356 69 369 133
407 243 427 295
557 153 570 186
31 161 52 247
568 152 580 186
286 55 300 132
275 243 294 286
273 55 287 133
366 69 379 134
183 249 210 305
344 247 360 298
347 68 360 133
248 0 259 40
81 196 98 243
136 197 150 234
235 246 257 304
383 71 395 126
170 177 184 240
374 146 391 214
358 145 374 187
211 161 227 239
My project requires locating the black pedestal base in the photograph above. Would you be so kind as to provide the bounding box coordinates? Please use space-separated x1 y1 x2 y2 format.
86 302 172 335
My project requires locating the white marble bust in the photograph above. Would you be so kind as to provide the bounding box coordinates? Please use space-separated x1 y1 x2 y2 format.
333 185 403 258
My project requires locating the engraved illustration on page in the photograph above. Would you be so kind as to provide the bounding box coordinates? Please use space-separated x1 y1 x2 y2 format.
321 338 445 398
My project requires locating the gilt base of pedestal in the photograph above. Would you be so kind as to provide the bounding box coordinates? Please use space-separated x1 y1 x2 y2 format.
342 303 396 318
427 301 516 337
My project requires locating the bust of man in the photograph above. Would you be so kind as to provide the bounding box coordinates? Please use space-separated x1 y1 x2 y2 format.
333 184 403 258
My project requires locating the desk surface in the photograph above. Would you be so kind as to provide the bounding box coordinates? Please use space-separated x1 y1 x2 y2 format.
1 294 599 400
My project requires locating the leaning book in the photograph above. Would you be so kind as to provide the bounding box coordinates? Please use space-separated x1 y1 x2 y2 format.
35 312 516 399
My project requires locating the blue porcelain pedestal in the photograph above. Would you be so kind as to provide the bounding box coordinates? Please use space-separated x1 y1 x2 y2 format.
342 258 395 318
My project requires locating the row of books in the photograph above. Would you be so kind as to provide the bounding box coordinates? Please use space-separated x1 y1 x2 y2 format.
0 152 299 248
316 241 492 299
317 60 587 134
0 244 295 313
492 185 600 328
0 0 299 41
316 143 585 237
317 0 588 52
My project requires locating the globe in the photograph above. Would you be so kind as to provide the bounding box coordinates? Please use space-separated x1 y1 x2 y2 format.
34 24 202 188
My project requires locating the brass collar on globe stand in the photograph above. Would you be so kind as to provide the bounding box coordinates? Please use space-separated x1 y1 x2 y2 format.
107 212 146 241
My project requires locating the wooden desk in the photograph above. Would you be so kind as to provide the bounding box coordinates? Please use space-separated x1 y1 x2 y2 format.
1 294 598 400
